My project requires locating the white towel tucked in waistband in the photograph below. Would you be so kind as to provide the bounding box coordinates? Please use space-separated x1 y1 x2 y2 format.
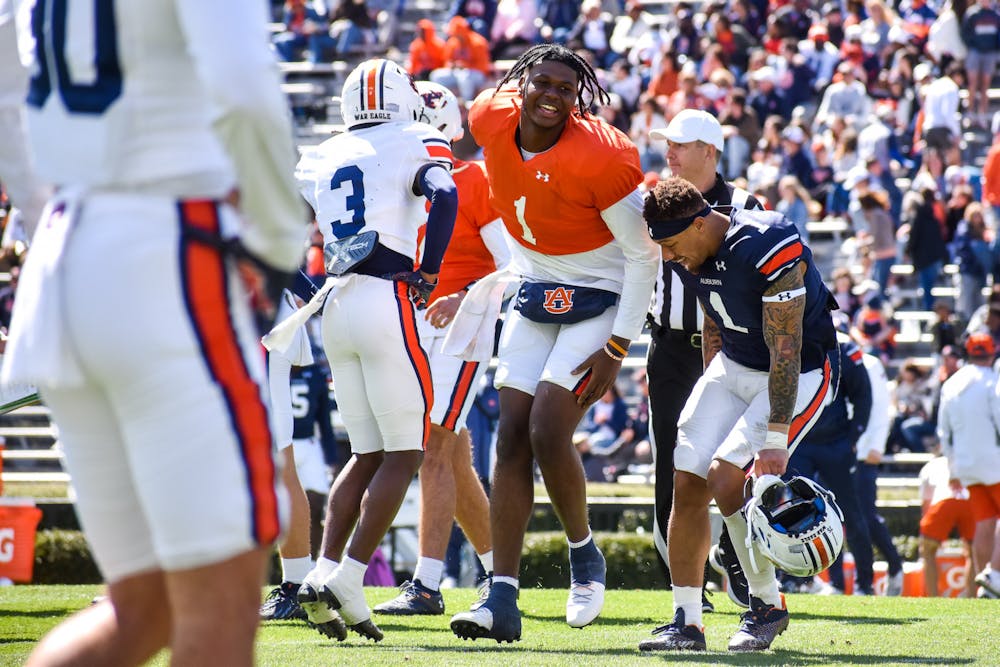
262 275 344 354
442 268 518 361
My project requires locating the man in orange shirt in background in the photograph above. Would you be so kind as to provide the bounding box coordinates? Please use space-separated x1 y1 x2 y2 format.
982 113 1000 225
408 19 447 80
430 16 494 102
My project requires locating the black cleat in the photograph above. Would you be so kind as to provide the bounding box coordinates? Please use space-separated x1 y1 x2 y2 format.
374 579 444 615
296 581 348 641
320 580 384 642
728 595 789 652
638 609 707 652
709 528 751 608
260 582 308 621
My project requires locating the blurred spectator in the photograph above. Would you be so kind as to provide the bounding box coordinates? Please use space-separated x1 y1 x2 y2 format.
900 0 939 46
747 66 783 123
860 0 898 61
574 384 629 482
780 125 816 189
960 0 1000 127
919 62 963 165
273 0 328 62
931 302 962 353
710 13 755 75
630 96 668 173
952 202 992 320
448 0 497 39
901 181 949 311
609 0 655 59
927 0 968 69
431 16 493 102
852 293 897 364
858 190 896 298
983 118 1000 223
775 38 817 118
776 174 813 241
608 60 642 114
831 266 864 322
889 358 936 452
717 88 761 180
665 5 703 63
407 18 447 80
814 62 872 133
800 24 840 92
664 68 711 120
490 0 539 61
565 0 615 68
646 47 681 104
537 0 579 45
310 0 379 60
918 446 975 597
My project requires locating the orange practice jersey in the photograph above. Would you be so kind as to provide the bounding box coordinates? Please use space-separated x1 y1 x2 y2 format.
468 87 643 255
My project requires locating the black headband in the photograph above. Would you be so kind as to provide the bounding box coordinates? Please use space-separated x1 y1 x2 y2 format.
647 204 711 241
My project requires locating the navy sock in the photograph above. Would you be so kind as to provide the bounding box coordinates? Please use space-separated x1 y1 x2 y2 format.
490 581 519 605
569 539 606 584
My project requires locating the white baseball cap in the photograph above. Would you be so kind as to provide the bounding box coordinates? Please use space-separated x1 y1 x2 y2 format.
649 109 724 151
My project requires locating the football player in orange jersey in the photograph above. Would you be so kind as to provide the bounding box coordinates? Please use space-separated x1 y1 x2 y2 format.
449 44 659 642
375 82 507 616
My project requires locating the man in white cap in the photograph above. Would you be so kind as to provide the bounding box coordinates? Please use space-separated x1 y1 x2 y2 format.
644 109 764 615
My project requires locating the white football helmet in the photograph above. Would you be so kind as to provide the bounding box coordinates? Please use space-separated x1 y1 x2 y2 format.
341 59 421 129
744 474 845 577
416 81 464 142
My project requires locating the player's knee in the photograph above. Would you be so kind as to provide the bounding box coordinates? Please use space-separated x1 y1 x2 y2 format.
496 421 532 463
673 471 711 510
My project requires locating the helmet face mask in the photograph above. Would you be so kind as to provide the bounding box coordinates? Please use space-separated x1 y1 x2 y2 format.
744 475 845 577
341 59 422 129
416 81 464 142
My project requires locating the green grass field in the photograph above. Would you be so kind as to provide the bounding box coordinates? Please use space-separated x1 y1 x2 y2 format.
1 586 997 666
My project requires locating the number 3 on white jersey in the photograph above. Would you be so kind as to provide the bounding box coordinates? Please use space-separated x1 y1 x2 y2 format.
513 195 536 245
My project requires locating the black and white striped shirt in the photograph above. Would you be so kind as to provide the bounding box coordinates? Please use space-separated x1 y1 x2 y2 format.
648 173 764 332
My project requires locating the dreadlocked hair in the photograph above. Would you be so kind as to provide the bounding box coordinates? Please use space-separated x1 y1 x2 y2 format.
494 44 610 117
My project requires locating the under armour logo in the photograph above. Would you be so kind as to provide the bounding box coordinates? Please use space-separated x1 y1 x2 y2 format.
536 171 550 182
715 260 726 271
542 286 574 314
777 292 792 301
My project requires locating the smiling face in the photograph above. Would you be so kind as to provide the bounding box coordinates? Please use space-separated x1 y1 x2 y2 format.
654 219 712 274
520 61 578 142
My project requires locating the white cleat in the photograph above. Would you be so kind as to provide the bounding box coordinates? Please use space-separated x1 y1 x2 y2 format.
566 581 605 628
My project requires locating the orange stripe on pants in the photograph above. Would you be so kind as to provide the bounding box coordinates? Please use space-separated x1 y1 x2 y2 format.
394 282 434 449
179 201 279 545
443 361 479 431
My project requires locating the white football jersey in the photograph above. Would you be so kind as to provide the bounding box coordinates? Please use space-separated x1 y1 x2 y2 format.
11 0 305 269
296 121 452 261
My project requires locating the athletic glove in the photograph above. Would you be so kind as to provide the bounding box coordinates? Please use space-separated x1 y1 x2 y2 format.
391 271 437 310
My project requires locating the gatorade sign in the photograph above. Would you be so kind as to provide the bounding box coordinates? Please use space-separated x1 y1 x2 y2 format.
0 504 42 582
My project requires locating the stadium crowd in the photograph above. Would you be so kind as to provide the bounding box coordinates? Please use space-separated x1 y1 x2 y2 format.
3 0 1000 662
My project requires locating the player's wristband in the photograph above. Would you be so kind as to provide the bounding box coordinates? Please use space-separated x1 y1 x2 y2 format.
606 338 629 356
603 343 625 361
761 429 788 451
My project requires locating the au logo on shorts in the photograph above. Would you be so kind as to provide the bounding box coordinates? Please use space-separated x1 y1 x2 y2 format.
542 286 575 314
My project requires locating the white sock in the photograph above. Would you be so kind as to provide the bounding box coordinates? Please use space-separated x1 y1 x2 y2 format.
567 531 593 549
309 556 338 584
493 575 519 590
414 557 445 591
723 510 782 607
478 550 494 573
337 556 368 589
672 585 703 628
281 556 314 585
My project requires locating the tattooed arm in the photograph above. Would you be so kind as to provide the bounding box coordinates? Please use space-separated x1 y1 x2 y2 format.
701 306 723 370
756 263 807 476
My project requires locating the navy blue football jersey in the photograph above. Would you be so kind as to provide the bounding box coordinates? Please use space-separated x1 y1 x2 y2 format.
673 209 837 372
290 364 337 460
